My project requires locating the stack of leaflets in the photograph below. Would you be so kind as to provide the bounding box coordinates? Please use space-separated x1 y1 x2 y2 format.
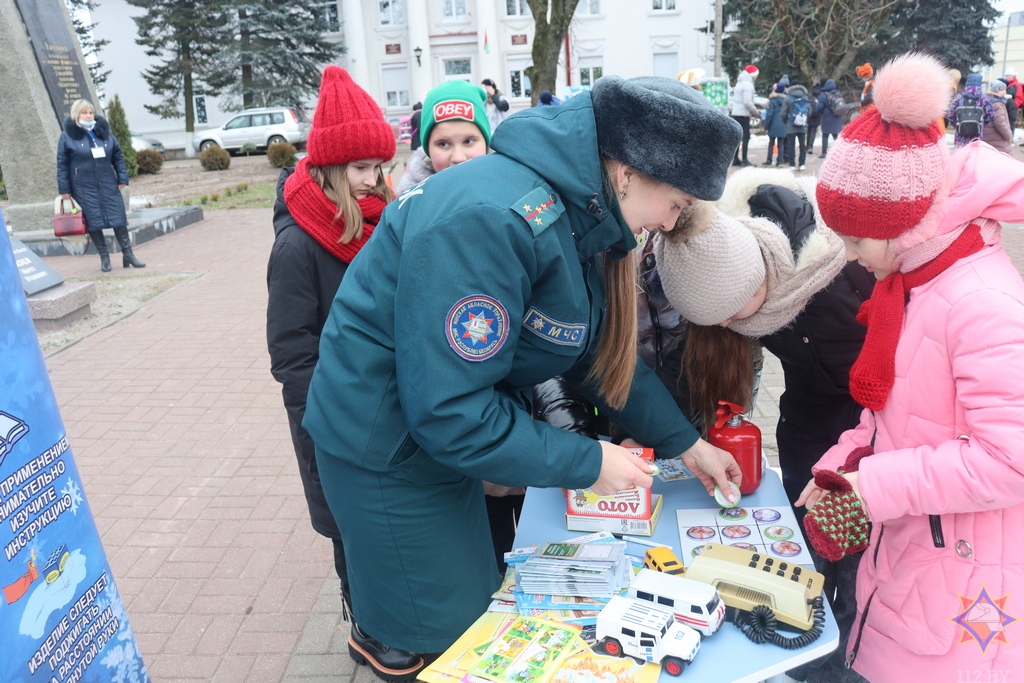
516 540 631 599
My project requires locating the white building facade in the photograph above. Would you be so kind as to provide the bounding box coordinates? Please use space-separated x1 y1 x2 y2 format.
91 0 716 150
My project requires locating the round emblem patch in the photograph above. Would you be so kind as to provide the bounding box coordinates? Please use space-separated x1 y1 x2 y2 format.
446 295 509 361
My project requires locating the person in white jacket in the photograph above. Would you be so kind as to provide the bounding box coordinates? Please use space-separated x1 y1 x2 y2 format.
730 65 761 166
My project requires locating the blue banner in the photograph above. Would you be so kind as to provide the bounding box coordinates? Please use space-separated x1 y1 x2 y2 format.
0 211 150 682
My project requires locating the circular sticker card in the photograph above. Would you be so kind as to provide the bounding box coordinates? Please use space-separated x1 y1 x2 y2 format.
763 525 795 541
718 507 748 521
722 525 752 539
771 540 802 557
753 508 782 523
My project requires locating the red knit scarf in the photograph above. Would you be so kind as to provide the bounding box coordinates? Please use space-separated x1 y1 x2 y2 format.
283 158 387 264
850 224 985 410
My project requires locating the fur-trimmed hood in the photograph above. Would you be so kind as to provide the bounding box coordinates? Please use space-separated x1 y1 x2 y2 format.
714 166 848 336
717 166 841 272
63 115 110 140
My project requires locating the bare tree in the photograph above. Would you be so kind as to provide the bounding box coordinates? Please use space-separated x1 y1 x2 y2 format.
524 0 581 106
727 0 901 85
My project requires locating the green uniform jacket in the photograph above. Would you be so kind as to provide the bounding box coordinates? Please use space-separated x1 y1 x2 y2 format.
304 93 699 652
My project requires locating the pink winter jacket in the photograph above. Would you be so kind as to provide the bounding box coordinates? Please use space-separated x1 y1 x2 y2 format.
813 142 1024 682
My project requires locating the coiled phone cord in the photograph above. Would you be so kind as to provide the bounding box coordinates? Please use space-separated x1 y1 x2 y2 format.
734 596 826 649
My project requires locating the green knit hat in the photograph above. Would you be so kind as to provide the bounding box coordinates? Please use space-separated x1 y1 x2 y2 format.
420 80 491 149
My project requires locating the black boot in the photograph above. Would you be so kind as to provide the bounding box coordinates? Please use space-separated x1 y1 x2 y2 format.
113 226 145 268
90 231 111 272
348 624 424 683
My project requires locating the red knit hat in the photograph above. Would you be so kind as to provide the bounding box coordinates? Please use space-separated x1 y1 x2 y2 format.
307 66 396 167
743 64 759 77
816 53 952 240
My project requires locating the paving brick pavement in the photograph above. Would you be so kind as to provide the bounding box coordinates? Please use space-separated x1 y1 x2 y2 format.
34 203 1024 682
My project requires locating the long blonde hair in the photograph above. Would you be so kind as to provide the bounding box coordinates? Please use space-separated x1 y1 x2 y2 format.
307 163 394 242
585 159 641 410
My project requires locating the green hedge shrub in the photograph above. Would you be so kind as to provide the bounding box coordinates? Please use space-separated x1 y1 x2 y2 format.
199 146 231 171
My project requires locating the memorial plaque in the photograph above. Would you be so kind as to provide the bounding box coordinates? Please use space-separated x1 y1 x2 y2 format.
9 236 64 296
13 0 93 123
512 34 528 45
385 43 402 55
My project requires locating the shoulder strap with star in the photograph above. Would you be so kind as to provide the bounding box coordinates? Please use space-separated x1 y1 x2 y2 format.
511 184 564 237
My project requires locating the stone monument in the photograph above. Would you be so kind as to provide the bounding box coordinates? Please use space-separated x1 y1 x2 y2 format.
0 0 101 234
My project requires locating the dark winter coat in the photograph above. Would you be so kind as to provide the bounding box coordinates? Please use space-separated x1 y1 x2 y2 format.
763 92 788 139
266 167 348 539
1004 83 1019 130
636 247 700 427
750 185 875 507
780 85 812 135
56 116 128 231
807 83 824 127
817 80 844 136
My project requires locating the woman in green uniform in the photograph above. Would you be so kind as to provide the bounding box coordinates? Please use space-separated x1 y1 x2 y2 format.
303 76 744 680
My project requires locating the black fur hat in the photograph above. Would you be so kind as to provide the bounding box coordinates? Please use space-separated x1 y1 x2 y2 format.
591 76 741 201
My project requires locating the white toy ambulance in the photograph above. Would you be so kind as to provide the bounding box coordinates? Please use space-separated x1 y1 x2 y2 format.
628 568 726 637
595 595 701 676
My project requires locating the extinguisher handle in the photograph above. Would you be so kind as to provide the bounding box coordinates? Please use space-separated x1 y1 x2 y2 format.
713 400 745 429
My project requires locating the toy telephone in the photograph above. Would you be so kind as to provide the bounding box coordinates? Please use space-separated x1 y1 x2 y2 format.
684 543 825 635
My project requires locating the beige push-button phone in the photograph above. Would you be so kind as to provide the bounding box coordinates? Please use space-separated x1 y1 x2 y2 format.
683 542 826 631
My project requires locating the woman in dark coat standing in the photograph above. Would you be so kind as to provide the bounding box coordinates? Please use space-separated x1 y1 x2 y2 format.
57 99 144 272
816 80 845 157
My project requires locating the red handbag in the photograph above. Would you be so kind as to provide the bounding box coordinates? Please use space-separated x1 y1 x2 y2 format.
53 197 87 237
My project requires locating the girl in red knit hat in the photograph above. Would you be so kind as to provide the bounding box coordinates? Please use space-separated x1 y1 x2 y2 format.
265 66 408 681
797 52 1024 682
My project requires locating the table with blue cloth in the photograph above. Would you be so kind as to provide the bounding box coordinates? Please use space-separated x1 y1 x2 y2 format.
514 468 839 683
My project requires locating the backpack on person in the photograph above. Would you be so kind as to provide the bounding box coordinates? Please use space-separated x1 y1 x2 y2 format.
955 95 984 140
826 89 845 114
789 96 810 127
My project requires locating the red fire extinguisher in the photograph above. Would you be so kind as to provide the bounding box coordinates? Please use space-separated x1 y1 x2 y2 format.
707 400 762 495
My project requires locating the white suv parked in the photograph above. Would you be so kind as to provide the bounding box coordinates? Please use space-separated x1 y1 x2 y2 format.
192 107 310 153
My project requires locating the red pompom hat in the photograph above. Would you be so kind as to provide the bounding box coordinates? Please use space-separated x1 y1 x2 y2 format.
307 66 396 167
816 53 950 240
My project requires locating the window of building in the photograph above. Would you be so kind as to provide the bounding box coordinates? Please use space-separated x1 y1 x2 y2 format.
508 55 532 98
652 0 676 9
382 64 412 108
314 1 341 33
380 0 405 26
576 0 600 15
442 0 468 21
443 58 473 82
579 57 603 87
506 0 531 16
652 52 679 79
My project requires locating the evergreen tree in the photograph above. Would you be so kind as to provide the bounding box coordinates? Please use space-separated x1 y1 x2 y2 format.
106 95 138 178
861 0 998 79
125 0 230 132
206 1 341 110
64 0 110 90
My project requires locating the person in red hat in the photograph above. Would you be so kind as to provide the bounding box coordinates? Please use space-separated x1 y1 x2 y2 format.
265 66 411 680
798 53 1024 682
